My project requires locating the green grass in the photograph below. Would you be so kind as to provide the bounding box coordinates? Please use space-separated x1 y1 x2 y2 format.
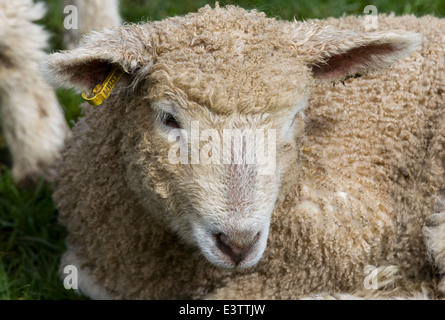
0 0 443 300
0 168 81 299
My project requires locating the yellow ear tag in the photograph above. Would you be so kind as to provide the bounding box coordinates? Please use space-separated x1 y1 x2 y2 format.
82 65 125 106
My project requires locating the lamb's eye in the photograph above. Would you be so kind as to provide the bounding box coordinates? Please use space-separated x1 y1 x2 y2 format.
162 113 181 129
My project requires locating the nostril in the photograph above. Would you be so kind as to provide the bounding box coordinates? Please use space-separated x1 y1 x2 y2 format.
218 233 234 250
214 232 260 265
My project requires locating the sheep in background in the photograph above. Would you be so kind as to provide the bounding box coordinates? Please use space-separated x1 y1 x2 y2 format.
0 0 122 184
43 5 445 299
0 0 69 183
63 0 121 49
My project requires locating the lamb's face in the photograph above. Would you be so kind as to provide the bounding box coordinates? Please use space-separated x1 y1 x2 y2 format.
116 21 316 268
44 5 421 269
122 63 309 269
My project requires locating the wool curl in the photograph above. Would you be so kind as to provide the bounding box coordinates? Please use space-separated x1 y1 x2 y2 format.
46 5 445 299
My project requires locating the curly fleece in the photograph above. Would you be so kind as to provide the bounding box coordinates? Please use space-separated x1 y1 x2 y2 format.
46 5 445 299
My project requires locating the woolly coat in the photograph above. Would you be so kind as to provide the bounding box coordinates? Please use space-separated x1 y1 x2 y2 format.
0 0 68 183
50 6 445 299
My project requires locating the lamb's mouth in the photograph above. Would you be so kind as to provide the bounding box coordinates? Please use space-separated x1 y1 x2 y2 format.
193 225 270 269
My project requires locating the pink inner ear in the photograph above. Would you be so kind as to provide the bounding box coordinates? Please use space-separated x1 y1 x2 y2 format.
312 43 397 80
69 60 112 92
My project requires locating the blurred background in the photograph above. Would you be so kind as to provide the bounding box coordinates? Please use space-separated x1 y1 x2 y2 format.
0 0 443 300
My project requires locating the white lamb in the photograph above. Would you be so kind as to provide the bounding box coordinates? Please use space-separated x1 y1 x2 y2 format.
43 5 445 299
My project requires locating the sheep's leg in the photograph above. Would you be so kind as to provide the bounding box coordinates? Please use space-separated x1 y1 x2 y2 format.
424 194 445 296
301 265 431 300
205 265 431 299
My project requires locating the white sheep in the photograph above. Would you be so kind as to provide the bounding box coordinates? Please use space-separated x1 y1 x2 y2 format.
63 0 121 49
0 0 122 183
43 5 445 299
0 0 68 183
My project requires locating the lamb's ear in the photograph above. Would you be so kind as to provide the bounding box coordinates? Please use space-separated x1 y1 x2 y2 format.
300 27 422 81
42 25 155 93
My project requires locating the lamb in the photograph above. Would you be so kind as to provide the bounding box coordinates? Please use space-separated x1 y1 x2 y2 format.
0 0 69 183
43 4 445 299
63 0 121 49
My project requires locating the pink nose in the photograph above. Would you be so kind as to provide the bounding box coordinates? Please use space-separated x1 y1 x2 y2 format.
214 232 259 265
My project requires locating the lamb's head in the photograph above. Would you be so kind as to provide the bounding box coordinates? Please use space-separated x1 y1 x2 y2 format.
44 5 421 269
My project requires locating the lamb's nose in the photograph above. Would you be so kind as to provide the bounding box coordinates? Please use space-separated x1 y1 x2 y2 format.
214 232 259 265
